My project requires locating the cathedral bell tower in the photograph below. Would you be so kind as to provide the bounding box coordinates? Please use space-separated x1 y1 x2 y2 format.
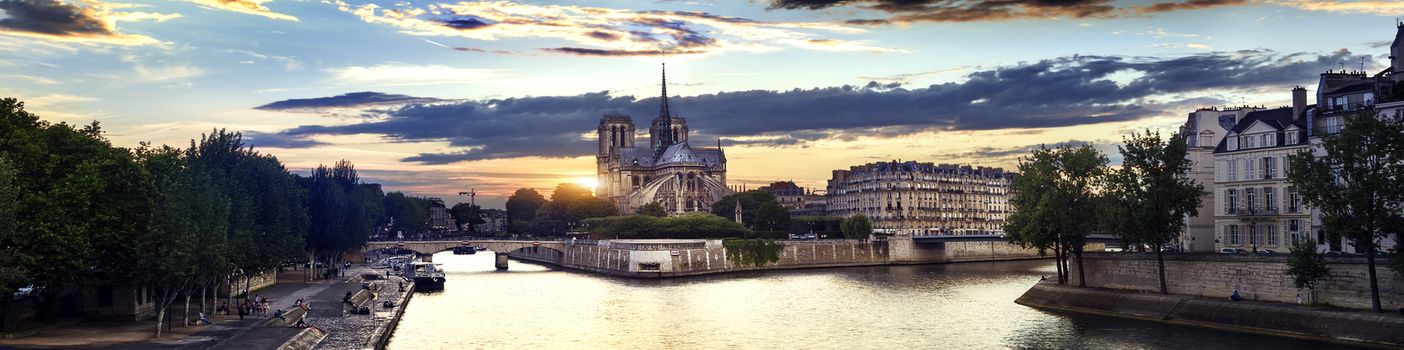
597 115 634 198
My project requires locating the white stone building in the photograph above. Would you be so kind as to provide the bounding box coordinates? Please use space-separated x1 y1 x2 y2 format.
825 161 1013 236
1180 106 1260 252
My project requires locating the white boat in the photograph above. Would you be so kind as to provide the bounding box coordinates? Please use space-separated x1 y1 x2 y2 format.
402 261 446 291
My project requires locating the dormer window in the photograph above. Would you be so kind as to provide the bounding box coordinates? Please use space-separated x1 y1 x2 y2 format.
1228 135 1239 151
1264 133 1276 147
1287 131 1299 144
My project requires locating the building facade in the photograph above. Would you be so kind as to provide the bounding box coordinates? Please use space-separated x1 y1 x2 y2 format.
428 198 453 232
825 161 1013 235
756 181 827 216
1210 101 1312 253
472 209 508 233
595 65 733 215
1180 105 1260 252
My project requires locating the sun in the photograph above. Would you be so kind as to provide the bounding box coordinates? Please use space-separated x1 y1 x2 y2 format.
573 176 598 191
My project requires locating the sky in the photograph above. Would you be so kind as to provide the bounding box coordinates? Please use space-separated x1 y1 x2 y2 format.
3 0 1404 208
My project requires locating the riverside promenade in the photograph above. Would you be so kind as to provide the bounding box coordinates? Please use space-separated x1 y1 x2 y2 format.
0 264 415 350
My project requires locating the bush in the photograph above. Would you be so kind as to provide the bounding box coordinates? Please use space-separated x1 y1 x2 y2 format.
840 214 873 239
583 213 750 239
722 239 782 267
789 216 843 234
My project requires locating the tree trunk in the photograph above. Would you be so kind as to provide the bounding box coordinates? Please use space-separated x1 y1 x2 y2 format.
154 298 166 338
1074 248 1086 288
224 278 232 315
1366 244 1382 312
1052 242 1065 284
182 293 191 327
200 284 207 315
1156 245 1168 294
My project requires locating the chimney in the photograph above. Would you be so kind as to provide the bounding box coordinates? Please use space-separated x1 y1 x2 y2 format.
1292 86 1307 122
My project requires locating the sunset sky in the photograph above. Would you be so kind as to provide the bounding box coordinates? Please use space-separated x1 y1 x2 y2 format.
3 0 1402 208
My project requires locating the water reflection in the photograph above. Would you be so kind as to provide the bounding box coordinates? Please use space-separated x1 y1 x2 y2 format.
387 252 1360 350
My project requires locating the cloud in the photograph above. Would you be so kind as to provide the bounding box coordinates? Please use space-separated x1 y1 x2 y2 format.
254 49 1370 164
0 0 178 45
131 63 204 84
330 0 899 56
183 0 297 21
1277 1 1404 16
243 131 327 148
768 0 1249 24
255 91 443 112
324 63 506 86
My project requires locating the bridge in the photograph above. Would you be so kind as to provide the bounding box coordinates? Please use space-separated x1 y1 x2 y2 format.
912 234 1121 244
364 240 565 270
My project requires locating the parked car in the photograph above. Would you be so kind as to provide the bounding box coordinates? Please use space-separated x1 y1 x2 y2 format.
1219 248 1249 254
1255 249 1276 255
13 284 34 300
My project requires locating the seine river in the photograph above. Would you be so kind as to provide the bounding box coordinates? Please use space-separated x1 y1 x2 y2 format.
386 252 1358 350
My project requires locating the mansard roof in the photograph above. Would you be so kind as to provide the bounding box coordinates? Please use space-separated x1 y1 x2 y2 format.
1213 106 1310 153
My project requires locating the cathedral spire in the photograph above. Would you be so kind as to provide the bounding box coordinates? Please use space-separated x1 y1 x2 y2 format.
655 63 675 156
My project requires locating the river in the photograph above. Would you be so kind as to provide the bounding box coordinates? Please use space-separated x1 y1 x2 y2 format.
386 252 1360 349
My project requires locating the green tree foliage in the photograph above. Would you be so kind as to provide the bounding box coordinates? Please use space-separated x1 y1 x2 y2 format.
0 157 23 309
530 183 618 235
636 202 668 217
135 145 228 336
1106 131 1204 294
450 203 485 232
505 188 547 227
1289 110 1404 312
188 130 308 272
1287 238 1330 291
722 239 783 267
300 160 378 273
840 214 873 239
711 190 790 231
382 192 431 236
0 99 157 324
583 213 751 239
1006 144 1110 287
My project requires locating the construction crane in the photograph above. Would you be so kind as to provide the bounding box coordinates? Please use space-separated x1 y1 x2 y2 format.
458 189 476 206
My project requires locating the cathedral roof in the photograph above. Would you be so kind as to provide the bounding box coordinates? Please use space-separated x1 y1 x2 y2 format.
658 143 702 165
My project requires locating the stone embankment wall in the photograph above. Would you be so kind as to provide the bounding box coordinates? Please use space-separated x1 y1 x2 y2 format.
1070 252 1403 311
511 236 1048 278
1017 282 1404 347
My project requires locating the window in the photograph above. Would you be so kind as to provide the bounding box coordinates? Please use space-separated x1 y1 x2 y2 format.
1249 224 1261 246
1227 160 1238 181
1267 224 1279 246
1264 187 1276 211
1287 131 1299 144
1264 133 1275 147
1288 187 1301 213
1200 134 1212 147
1326 117 1342 134
1226 189 1238 213
1289 219 1304 243
1228 136 1239 150
1243 159 1253 180
1228 224 1242 245
1264 157 1276 179
1245 134 1259 149
1245 188 1257 211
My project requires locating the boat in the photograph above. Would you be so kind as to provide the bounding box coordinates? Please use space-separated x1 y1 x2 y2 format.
475 246 487 252
402 261 446 291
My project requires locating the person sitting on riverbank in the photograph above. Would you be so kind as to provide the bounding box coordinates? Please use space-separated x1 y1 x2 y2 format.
196 312 212 325
273 309 286 322
1230 289 1242 301
217 302 229 315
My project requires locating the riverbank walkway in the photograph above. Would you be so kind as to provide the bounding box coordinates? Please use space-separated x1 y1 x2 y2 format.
0 265 393 350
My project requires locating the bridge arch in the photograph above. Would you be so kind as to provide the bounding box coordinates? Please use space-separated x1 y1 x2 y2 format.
363 240 566 270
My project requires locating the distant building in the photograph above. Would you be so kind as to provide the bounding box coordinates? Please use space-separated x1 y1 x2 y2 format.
428 198 453 232
825 161 1013 236
1179 105 1261 252
595 65 732 215
474 209 508 233
756 181 827 216
1210 99 1311 254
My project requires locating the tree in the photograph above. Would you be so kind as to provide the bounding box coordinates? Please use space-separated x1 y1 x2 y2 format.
1286 238 1330 304
840 214 873 239
450 203 485 233
711 191 790 231
135 145 227 336
1107 131 1204 294
383 192 430 236
505 188 547 228
1288 109 1404 312
636 202 668 217
1006 144 1108 286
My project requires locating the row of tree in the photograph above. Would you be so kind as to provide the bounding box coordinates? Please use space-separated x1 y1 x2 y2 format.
504 184 617 236
1012 111 1404 313
1005 131 1203 293
0 98 420 334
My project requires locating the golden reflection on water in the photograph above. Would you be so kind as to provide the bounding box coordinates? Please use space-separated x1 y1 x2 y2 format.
386 252 1356 350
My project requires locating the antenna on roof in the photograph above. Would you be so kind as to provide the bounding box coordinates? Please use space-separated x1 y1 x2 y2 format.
1361 57 1366 72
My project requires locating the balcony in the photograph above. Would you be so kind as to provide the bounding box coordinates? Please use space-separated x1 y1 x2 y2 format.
1231 207 1279 217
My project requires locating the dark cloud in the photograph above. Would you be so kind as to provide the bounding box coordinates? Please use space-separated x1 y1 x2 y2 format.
254 91 442 111
768 0 1248 23
439 17 492 30
541 47 706 56
243 131 327 149
586 30 619 41
256 49 1369 164
0 0 115 36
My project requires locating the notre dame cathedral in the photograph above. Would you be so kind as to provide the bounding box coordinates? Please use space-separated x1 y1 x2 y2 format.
595 65 732 215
